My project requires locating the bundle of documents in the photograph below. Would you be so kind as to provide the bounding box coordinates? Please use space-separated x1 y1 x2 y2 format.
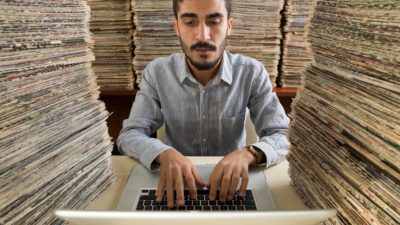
228 0 284 86
88 0 134 90
131 0 283 86
287 0 399 224
0 1 114 224
132 0 181 84
280 0 314 87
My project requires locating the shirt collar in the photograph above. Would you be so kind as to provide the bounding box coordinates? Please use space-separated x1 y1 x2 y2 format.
178 51 232 86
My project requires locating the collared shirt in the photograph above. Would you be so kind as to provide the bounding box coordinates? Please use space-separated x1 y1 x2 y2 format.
117 51 290 170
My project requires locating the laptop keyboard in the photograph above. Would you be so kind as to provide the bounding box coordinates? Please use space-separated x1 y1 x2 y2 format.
136 189 257 211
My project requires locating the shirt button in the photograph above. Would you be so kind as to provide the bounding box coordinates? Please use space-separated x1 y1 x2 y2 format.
202 138 206 142
202 115 206 119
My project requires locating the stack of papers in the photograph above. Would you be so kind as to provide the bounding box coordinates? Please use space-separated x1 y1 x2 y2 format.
131 0 284 86
288 0 399 224
228 0 284 86
280 0 314 87
0 1 114 224
88 0 134 90
132 0 181 84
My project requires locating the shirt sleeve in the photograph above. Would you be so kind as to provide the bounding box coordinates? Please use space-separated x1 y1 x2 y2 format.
248 65 291 168
116 66 172 171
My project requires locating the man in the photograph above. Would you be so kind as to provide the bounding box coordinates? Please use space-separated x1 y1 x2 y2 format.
117 0 290 209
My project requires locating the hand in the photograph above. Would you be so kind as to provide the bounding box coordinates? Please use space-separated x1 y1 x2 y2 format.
155 149 205 208
207 148 256 202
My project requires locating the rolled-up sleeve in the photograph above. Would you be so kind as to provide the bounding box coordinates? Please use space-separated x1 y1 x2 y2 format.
116 67 172 171
248 66 290 168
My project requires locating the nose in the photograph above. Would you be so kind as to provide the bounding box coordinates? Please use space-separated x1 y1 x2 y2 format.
196 22 211 42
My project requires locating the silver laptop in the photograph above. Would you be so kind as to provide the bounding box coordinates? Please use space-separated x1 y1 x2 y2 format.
117 163 276 211
55 163 336 224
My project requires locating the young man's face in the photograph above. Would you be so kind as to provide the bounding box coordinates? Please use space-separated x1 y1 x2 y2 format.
173 0 233 70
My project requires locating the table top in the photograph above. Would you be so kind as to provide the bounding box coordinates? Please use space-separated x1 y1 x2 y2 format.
85 156 307 211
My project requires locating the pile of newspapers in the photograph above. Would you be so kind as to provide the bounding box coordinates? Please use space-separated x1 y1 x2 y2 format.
280 0 314 87
88 0 134 90
131 0 284 86
228 0 283 86
132 0 181 85
0 1 114 224
288 0 399 224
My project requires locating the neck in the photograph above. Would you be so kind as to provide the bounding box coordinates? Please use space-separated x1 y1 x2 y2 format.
187 57 222 87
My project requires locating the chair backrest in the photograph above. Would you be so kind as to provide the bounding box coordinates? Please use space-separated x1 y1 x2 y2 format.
157 109 259 145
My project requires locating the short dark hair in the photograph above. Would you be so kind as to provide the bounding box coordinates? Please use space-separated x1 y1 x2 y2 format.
173 0 232 19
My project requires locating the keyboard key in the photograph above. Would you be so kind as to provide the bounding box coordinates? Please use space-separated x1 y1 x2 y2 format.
197 195 205 200
136 205 144 210
185 200 193 206
193 200 201 206
152 201 160 206
220 206 228 211
234 200 241 205
211 206 219 211
236 206 245 210
242 200 255 206
178 206 186 211
149 190 156 195
209 200 217 206
141 189 149 193
245 205 257 211
153 206 161 210
194 206 202 210
226 200 233 206
187 206 194 210
138 200 144 206
161 206 169 210
228 206 236 211
144 200 152 206
201 201 208 206
140 195 157 201
203 206 211 211
217 201 226 206
144 206 152 211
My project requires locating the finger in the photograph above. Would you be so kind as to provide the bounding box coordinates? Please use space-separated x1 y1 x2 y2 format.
239 168 249 196
166 174 175 208
228 168 241 200
184 168 197 199
175 171 185 206
208 166 223 201
156 171 166 202
219 166 234 202
192 166 205 188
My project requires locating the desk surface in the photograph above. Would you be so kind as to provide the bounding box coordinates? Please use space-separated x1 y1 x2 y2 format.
86 156 307 210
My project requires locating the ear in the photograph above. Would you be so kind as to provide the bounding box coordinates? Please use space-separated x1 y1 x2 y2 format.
173 18 180 37
227 17 233 36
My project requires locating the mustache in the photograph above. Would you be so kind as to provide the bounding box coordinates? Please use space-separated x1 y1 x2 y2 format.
190 42 217 51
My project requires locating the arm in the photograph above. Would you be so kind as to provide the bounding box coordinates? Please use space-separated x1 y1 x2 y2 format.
248 65 290 168
116 67 171 171
116 66 204 207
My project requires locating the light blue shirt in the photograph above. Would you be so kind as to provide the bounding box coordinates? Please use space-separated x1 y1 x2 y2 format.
117 51 290 171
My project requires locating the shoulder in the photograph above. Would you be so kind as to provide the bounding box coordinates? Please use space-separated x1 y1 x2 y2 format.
145 52 183 72
227 52 266 75
141 53 183 83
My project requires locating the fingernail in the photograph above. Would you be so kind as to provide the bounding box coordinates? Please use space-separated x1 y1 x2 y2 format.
191 195 197 200
209 195 214 201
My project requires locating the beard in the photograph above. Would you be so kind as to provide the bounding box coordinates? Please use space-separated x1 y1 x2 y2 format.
179 37 226 71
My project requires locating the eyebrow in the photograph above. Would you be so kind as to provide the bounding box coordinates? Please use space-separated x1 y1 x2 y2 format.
180 13 197 19
180 12 224 19
206 12 224 19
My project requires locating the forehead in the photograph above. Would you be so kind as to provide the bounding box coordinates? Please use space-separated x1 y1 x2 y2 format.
177 0 227 17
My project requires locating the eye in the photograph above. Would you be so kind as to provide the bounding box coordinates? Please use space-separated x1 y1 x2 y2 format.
182 18 197 26
207 18 222 26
